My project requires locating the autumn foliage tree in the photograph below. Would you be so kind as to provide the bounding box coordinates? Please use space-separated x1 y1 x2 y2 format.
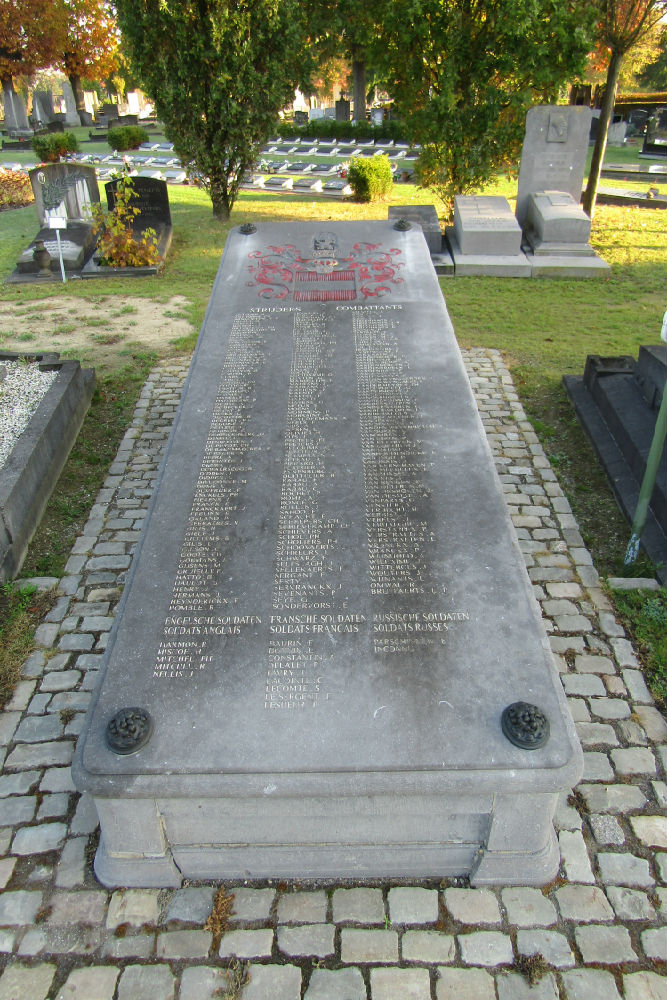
115 0 312 220
0 0 67 126
61 0 119 123
583 0 667 218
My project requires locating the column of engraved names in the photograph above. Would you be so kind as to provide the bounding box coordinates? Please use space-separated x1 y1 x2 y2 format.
153 313 268 679
354 312 436 596
273 310 344 611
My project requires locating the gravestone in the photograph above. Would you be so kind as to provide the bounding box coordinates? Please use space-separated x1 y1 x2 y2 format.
446 196 530 277
294 110 308 126
74 220 582 888
564 344 666 581
32 90 56 125
642 108 667 157
15 164 100 274
335 99 350 122
515 106 592 229
60 80 81 127
2 80 29 131
106 175 171 234
522 191 610 277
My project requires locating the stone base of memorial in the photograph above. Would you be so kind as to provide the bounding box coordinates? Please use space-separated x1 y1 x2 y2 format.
14 224 96 276
73 221 582 888
445 196 532 277
521 191 610 278
0 353 94 581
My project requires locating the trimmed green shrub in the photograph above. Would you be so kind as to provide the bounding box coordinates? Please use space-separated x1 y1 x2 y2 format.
32 132 79 163
347 155 393 202
107 125 149 152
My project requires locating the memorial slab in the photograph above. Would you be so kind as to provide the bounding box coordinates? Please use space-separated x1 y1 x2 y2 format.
452 197 523 256
515 106 592 229
73 221 582 888
524 191 592 250
14 164 100 275
521 192 610 276
445 198 531 277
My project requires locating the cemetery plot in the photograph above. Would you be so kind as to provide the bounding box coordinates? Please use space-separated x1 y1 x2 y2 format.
74 220 582 888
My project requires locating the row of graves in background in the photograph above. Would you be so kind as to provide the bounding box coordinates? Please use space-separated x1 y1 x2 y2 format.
1 85 153 138
244 137 417 195
7 163 172 284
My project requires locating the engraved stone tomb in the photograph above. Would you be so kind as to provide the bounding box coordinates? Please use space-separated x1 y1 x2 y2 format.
445 196 530 277
16 164 100 275
74 221 582 888
515 106 592 229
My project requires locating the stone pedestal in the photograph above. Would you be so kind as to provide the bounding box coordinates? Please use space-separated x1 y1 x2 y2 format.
74 221 582 887
522 191 610 277
446 196 531 276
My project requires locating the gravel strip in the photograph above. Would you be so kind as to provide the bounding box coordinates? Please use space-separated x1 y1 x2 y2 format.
0 360 58 469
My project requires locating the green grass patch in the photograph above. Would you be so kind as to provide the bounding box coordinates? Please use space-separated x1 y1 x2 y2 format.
0 583 56 708
610 587 667 708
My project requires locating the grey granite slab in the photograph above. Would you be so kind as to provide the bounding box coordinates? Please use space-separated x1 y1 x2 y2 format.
525 191 592 246
74 221 581 887
453 196 523 256
516 106 592 229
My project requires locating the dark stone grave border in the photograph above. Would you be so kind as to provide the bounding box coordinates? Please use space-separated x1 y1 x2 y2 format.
0 352 95 581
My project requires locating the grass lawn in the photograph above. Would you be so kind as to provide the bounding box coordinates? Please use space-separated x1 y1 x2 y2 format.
1 146 665 698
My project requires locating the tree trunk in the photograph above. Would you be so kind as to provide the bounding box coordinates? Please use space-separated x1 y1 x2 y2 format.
582 50 623 220
69 73 86 123
352 57 366 123
2 75 29 131
209 170 232 220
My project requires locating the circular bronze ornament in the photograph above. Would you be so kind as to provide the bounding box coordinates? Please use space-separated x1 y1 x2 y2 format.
106 707 153 755
393 218 412 231
239 223 257 235
501 701 549 750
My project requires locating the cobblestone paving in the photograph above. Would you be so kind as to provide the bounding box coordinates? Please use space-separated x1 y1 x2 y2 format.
0 350 665 1000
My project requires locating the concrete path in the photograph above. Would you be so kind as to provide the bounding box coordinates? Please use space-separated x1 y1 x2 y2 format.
0 349 664 999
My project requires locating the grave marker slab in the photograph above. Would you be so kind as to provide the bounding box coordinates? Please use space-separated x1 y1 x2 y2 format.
446 196 531 277
15 164 100 274
515 106 592 228
522 191 610 277
74 221 582 888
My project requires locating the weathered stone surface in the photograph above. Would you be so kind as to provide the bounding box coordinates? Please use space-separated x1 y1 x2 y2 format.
74 222 580 889
388 887 439 924
242 964 301 1000
435 968 496 1000
116 965 174 1000
574 924 638 964
370 967 432 1000
560 969 622 1000
0 963 56 1000
332 888 384 924
304 967 366 1000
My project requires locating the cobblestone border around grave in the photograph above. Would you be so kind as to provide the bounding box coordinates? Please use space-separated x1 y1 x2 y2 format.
0 350 664 1000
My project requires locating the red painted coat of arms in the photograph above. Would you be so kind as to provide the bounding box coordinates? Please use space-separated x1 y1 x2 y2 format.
247 232 404 302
